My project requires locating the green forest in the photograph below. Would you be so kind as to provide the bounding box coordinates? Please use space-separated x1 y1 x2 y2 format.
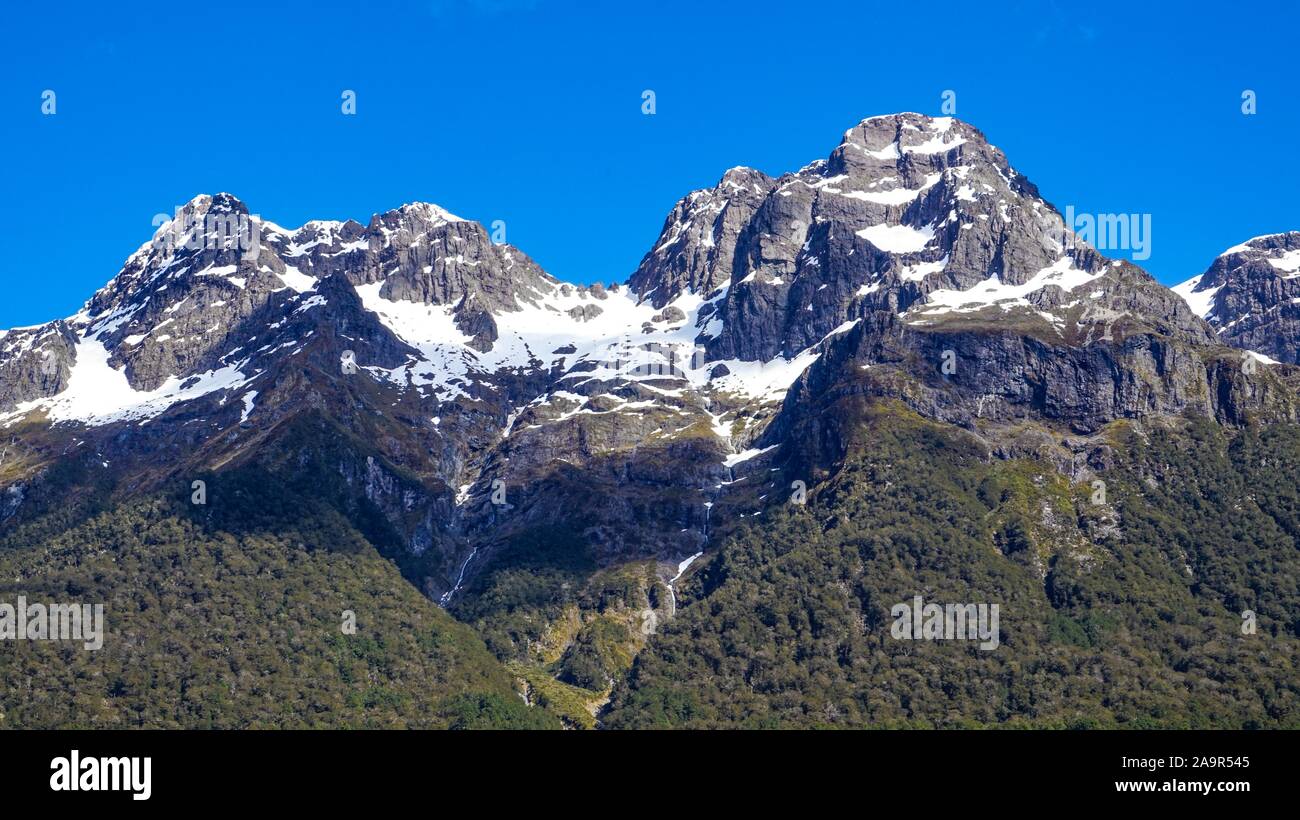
0 472 558 729
603 405 1300 728
3 402 1300 729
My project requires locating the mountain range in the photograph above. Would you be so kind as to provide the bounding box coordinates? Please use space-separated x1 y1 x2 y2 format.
3 113 1299 729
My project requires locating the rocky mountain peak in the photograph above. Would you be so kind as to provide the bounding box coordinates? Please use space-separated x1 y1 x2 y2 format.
1174 230 1300 363
0 113 1242 442
628 165 776 308
633 112 1132 363
1217 231 1300 263
1 116 1297 619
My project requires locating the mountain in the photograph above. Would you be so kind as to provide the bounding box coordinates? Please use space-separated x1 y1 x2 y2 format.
604 409 1300 728
0 484 558 729
1174 231 1300 364
3 114 1300 728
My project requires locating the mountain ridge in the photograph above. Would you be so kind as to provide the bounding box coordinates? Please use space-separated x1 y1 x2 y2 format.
3 113 1295 598
1173 231 1300 364
3 114 1300 729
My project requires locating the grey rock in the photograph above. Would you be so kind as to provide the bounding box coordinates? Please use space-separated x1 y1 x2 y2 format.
2 114 1296 609
1174 232 1300 363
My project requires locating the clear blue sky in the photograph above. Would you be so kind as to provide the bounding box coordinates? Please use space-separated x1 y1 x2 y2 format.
1 0 1296 328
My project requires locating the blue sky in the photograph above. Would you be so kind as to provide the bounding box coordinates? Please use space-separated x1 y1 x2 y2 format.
1 0 1296 328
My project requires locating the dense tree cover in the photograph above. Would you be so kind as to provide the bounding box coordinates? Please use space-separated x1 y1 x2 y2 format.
0 477 559 729
451 529 651 666
440 692 561 730
450 530 658 724
602 404 1300 728
556 617 636 691
450 525 602 661
7 399 1300 730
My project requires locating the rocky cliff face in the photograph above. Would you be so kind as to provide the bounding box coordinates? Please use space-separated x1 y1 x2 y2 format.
1174 231 1300 364
629 114 1213 372
1 114 1294 608
628 166 776 308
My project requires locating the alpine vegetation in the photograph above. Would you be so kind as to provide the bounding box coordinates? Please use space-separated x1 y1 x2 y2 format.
2 113 1300 729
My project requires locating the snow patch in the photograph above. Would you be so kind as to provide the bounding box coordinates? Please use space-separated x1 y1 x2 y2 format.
9 338 253 426
913 257 1103 318
1171 275 1222 321
856 223 935 254
722 444 778 468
